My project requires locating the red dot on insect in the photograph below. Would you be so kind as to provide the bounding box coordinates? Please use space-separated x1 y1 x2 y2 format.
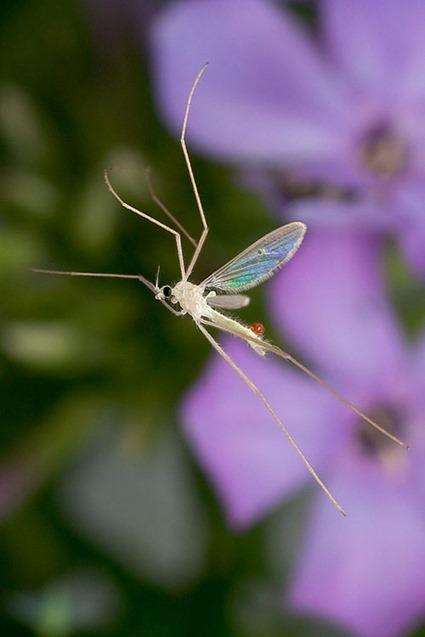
250 322 265 336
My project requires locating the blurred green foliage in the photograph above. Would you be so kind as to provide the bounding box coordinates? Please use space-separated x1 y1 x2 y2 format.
2 2 425 637
0 1 333 636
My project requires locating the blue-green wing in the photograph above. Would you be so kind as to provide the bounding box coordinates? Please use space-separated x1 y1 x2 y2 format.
202 222 306 293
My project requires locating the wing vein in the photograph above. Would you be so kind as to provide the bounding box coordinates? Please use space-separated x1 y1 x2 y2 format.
202 222 306 293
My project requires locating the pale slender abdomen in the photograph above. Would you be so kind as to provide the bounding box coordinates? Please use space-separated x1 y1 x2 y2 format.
207 308 266 355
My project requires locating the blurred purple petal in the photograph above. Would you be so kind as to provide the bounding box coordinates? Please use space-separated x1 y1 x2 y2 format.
395 182 425 276
269 229 406 389
182 337 348 528
405 331 425 502
399 222 425 277
323 0 425 103
284 197 393 230
152 0 425 278
414 330 425 392
289 454 425 637
151 0 350 162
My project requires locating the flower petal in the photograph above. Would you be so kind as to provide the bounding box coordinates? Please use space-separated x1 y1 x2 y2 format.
151 0 349 162
406 331 425 498
323 0 425 104
269 229 406 389
395 182 425 277
284 197 393 230
399 222 425 277
289 456 425 637
181 337 348 529
414 330 425 395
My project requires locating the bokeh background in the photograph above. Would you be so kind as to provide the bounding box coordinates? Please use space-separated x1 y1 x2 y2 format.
2 1 425 636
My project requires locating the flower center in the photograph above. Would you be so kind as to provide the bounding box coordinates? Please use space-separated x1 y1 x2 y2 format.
358 405 407 474
359 123 408 178
358 406 402 455
275 172 357 203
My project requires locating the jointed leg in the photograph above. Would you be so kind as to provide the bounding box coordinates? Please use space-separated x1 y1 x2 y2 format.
180 64 210 279
186 227 209 280
265 342 407 448
200 319 406 449
197 322 346 516
157 298 186 316
104 171 186 280
30 269 157 294
146 169 197 248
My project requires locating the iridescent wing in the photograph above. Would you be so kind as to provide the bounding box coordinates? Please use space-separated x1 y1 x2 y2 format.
201 222 306 293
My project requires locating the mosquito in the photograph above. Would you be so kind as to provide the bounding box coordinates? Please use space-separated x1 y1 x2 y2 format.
32 64 407 516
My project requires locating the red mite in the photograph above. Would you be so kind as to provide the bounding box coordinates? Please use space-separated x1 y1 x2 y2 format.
250 322 265 336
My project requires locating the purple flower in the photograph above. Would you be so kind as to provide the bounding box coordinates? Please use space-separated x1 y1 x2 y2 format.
181 231 425 637
151 0 425 276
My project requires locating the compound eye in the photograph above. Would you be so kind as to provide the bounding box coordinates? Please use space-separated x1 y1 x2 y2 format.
162 285 172 299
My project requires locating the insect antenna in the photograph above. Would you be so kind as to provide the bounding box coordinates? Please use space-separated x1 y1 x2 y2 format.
155 265 161 289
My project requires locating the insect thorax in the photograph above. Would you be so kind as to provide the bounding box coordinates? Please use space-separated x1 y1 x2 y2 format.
172 281 209 319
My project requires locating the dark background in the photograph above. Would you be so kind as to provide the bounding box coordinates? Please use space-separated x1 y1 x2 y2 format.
1 2 423 636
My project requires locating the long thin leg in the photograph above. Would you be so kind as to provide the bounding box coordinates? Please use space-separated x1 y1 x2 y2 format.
30 268 157 294
145 169 197 248
197 322 346 516
200 318 406 448
187 227 209 280
104 171 186 280
180 64 210 279
30 268 142 280
157 299 186 317
30 268 189 318
269 345 408 448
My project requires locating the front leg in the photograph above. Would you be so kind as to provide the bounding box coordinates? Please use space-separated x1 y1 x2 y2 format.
158 298 186 316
